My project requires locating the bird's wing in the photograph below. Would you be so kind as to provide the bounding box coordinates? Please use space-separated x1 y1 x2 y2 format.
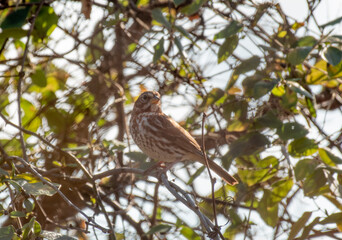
147 113 203 157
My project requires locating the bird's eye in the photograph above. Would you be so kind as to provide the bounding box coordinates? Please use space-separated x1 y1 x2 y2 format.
142 95 148 101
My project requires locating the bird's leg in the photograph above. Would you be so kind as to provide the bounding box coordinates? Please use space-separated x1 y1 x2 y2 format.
143 161 175 177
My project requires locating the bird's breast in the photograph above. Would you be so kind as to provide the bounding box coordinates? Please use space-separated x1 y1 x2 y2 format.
129 113 184 162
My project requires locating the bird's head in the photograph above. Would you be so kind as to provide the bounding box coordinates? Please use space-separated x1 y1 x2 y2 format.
133 91 161 114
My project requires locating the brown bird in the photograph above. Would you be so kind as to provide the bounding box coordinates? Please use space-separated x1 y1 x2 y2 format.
129 91 238 185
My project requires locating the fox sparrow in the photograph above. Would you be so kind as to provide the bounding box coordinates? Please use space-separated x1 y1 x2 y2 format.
129 91 238 185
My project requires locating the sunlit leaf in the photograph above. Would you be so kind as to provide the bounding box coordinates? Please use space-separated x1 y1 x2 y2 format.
34 7 58 39
238 168 276 186
270 179 293 202
305 97 316 118
33 221 41 235
180 226 201 240
227 120 249 132
288 137 318 158
318 148 342 166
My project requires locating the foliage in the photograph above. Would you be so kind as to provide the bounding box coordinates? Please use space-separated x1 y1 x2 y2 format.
0 0 342 239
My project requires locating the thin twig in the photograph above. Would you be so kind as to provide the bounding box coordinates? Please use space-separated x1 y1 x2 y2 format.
16 0 46 163
201 113 222 238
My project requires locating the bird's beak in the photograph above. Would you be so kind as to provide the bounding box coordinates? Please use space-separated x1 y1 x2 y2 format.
150 95 160 104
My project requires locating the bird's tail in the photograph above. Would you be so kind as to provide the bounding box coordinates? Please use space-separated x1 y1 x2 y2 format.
207 160 238 185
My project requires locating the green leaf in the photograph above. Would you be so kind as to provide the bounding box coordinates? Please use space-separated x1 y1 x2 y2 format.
271 179 293 203
320 16 342 28
180 226 201 240
217 35 238 63
257 190 278 227
187 165 205 185
173 0 185 7
320 212 342 224
318 148 342 166
174 25 191 39
323 46 342 66
287 81 313 99
225 132 269 164
277 122 308 141
297 36 316 47
22 217 36 239
0 226 15 240
151 9 172 30
22 182 59 196
305 97 316 118
281 88 297 109
34 7 58 39
0 7 31 29
24 199 34 212
294 159 317 181
10 211 26 218
288 212 312 240
288 137 318 158
199 88 225 110
234 56 260 75
153 38 165 63
0 28 27 42
31 68 47 87
303 168 327 196
0 168 9 177
214 21 243 40
180 0 207 16
287 47 312 65
238 168 276 186
253 79 279 99
33 221 41 235
298 217 320 240
255 111 282 129
146 224 172 235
